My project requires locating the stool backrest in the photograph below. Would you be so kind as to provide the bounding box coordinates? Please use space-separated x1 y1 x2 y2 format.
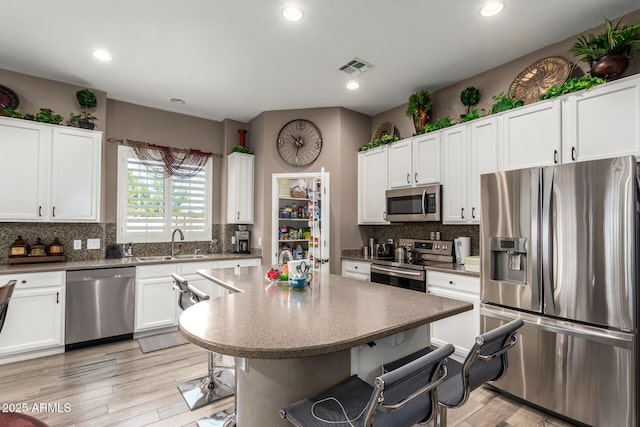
365 343 454 426
458 319 524 405
0 280 17 334
172 273 210 310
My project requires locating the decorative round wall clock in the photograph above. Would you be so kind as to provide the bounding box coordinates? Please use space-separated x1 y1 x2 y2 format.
276 119 323 166
0 85 19 110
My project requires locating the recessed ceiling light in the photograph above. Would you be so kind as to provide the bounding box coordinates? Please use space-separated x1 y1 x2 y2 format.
91 49 112 62
346 81 360 90
282 6 304 22
480 1 504 17
170 98 186 105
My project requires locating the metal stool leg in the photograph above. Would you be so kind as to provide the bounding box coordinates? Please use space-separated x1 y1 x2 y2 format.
196 357 237 427
178 352 235 410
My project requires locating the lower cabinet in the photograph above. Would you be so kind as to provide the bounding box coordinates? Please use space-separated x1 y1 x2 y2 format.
135 258 261 333
426 271 480 361
341 259 371 282
0 271 65 361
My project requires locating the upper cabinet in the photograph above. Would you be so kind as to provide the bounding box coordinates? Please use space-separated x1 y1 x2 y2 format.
0 117 102 222
499 99 562 170
388 135 440 189
358 146 389 225
562 75 640 163
467 117 499 224
441 126 468 224
227 152 254 224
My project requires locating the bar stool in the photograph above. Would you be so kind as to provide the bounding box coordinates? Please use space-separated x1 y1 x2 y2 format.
172 273 235 418
0 280 17 334
280 343 455 426
433 319 524 426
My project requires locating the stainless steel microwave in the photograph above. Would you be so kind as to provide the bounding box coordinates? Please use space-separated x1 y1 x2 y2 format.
385 185 441 222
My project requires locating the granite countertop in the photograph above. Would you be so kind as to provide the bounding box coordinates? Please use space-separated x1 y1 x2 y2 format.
0 253 262 275
180 265 472 359
341 255 480 278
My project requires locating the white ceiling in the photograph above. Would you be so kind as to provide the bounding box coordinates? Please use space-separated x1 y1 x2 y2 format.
1 1 638 123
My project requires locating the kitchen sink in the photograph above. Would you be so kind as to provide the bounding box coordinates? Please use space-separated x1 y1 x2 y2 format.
172 254 209 260
135 255 175 262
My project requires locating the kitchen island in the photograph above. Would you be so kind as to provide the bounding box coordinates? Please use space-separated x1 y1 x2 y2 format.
182 265 472 426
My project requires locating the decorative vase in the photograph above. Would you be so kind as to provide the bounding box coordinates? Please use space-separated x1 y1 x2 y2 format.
78 120 95 130
237 129 247 147
590 53 629 81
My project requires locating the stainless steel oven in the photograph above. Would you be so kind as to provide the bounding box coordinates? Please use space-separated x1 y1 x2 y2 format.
370 264 426 292
385 185 441 222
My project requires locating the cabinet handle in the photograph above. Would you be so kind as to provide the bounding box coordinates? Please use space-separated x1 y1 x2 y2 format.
237 212 240 220
354 266 358 269
571 146 576 161
56 292 59 304
449 281 454 285
383 211 387 220
21 280 27 284
406 174 410 184
472 207 476 219
38 206 42 217
52 206 56 217
461 207 465 219
414 173 418 183
553 150 558 164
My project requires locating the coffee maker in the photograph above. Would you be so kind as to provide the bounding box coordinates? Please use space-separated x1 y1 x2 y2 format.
234 229 251 254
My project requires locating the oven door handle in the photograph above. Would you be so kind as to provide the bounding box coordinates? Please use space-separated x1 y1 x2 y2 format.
421 189 426 217
370 264 425 281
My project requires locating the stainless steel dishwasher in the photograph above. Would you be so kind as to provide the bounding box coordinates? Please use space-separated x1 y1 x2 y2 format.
65 267 135 350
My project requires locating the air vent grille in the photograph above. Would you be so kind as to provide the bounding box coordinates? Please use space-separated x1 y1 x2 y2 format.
339 58 374 76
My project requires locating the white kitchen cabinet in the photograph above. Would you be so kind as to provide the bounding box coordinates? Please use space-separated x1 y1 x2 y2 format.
388 139 413 189
358 146 389 224
412 133 440 186
500 99 561 170
467 117 499 224
0 117 102 222
562 73 640 163
426 271 480 361
441 126 468 223
227 152 254 224
388 136 440 189
0 272 65 362
341 259 371 282
136 264 178 332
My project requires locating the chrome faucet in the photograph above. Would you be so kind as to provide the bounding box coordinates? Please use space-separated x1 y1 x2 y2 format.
278 249 293 268
171 228 185 257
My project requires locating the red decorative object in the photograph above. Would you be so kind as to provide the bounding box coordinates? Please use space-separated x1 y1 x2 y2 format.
238 129 247 147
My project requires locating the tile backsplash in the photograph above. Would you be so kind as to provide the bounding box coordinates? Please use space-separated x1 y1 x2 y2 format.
0 222 260 264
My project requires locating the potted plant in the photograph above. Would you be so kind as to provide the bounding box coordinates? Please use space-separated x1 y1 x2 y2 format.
35 108 63 124
460 86 481 116
74 89 98 129
569 17 640 81
405 89 432 134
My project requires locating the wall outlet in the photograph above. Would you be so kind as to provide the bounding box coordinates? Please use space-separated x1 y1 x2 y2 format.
231 236 236 244
258 237 262 246
87 238 101 250
73 240 82 250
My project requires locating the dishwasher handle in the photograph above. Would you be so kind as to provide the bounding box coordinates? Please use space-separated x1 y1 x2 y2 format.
66 267 136 283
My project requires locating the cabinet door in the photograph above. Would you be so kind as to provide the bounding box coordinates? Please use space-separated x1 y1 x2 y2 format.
500 100 561 170
358 146 389 224
441 126 467 223
387 139 413 189
0 118 50 221
413 133 441 185
563 75 640 162
227 153 254 224
135 277 178 332
0 286 63 356
468 118 499 224
428 287 479 360
50 128 102 221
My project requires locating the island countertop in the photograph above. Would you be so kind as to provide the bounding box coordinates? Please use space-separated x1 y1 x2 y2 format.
181 265 472 359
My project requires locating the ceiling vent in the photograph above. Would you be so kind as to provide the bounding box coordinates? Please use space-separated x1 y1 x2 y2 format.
339 58 374 77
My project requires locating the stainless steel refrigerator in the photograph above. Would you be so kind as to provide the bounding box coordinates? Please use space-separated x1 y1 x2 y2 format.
480 156 637 427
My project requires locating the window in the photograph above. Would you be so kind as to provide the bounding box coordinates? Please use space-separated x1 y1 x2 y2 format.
117 146 212 243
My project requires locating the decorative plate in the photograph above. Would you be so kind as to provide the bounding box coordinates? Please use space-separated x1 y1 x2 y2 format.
509 56 572 104
0 85 19 110
371 121 395 141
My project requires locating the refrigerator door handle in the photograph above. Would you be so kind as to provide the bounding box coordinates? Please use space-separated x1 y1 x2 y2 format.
481 305 634 349
541 167 556 314
530 168 541 311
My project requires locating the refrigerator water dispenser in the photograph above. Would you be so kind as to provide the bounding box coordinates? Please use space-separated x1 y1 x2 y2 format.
489 237 527 283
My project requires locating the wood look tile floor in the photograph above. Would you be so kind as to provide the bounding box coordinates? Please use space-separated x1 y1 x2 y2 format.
0 340 575 427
